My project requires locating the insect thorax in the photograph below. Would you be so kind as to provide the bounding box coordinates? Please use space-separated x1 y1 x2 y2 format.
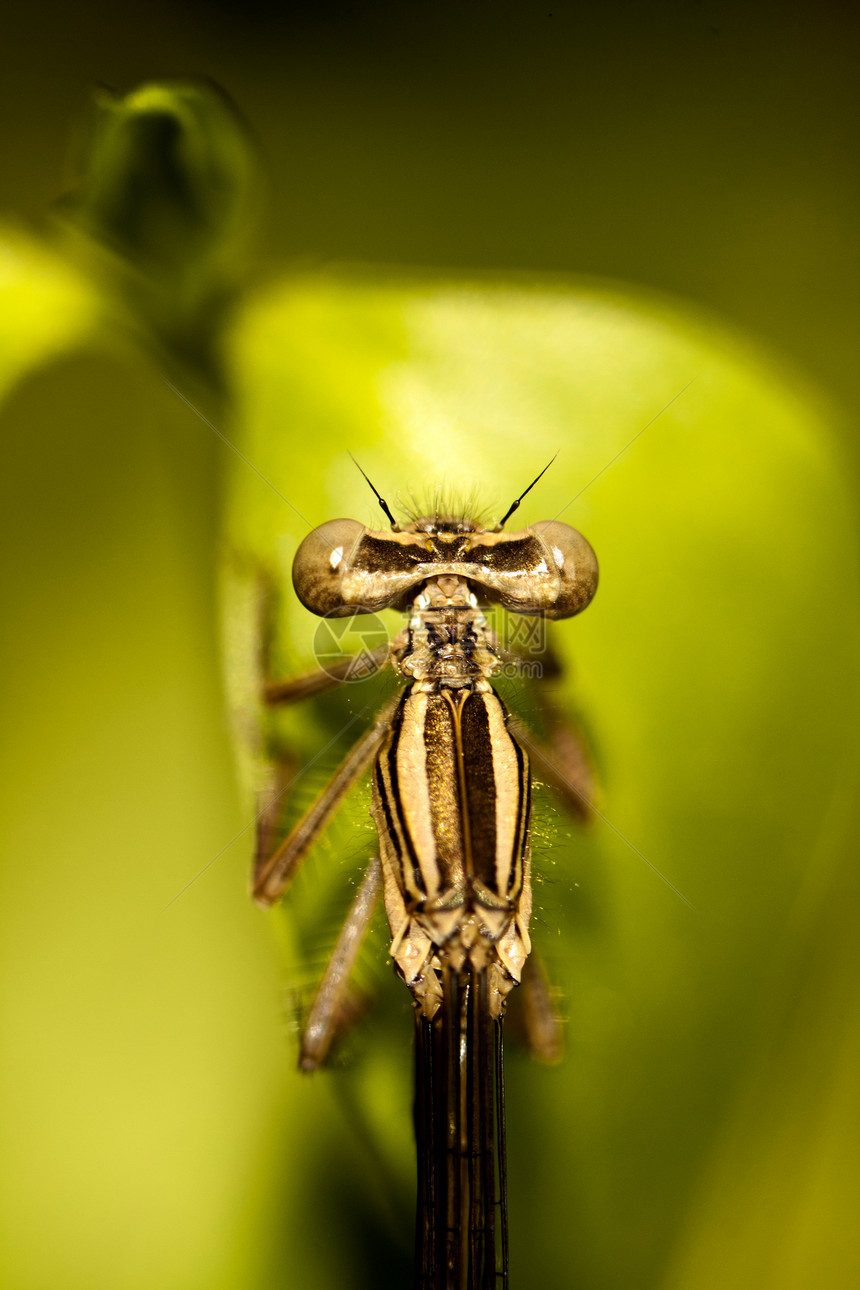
390 575 501 692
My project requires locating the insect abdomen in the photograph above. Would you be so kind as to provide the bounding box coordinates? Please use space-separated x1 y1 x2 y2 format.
373 686 533 1017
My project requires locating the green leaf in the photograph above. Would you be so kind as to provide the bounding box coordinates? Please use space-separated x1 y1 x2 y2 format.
65 80 261 374
0 224 284 1290
225 270 860 1289
3 197 855 1285
0 225 100 394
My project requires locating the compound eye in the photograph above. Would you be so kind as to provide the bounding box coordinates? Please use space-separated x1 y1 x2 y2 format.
533 520 599 618
292 518 365 616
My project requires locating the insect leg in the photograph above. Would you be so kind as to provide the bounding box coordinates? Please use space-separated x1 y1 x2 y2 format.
509 951 565 1065
500 634 597 821
264 645 390 706
253 698 397 907
506 714 596 824
299 856 382 1072
255 566 390 707
253 750 299 880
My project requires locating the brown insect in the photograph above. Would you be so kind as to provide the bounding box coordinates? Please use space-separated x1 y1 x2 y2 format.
252 463 598 1288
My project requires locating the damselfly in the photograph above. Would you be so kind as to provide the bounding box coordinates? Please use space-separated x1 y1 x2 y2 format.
252 464 598 1289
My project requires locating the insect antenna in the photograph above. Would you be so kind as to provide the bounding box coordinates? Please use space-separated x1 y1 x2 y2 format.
349 454 401 530
495 453 559 530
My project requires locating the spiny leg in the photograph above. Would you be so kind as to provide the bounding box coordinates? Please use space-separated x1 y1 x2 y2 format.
251 568 343 877
503 638 598 823
254 750 300 879
253 697 398 908
264 644 390 706
502 638 592 1064
255 649 388 877
536 677 598 818
252 566 393 901
251 578 392 1062
299 856 382 1072
508 717 595 823
255 565 390 708
508 950 565 1065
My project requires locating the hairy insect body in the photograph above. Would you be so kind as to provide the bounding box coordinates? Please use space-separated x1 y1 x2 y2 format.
263 487 599 1287
373 574 532 1020
393 576 500 691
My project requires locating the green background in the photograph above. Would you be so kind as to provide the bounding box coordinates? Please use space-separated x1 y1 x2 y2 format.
1 5 858 1289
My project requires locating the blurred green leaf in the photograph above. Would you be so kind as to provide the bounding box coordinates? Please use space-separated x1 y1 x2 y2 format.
64 80 261 375
2 126 856 1286
0 221 291 1290
0 225 100 394
224 270 860 1289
